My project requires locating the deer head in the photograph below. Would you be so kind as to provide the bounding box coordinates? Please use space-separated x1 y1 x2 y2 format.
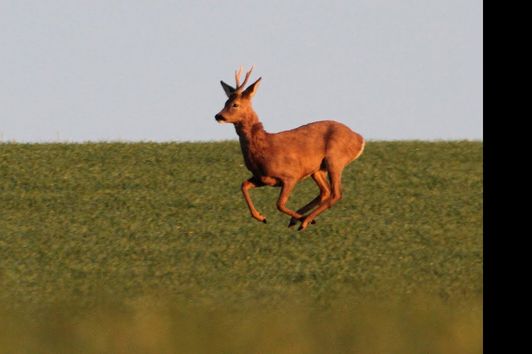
215 66 262 124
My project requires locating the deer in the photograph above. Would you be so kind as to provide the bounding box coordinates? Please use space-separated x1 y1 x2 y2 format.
215 66 365 231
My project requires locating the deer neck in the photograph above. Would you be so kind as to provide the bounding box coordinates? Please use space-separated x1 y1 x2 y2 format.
234 112 268 170
234 112 265 145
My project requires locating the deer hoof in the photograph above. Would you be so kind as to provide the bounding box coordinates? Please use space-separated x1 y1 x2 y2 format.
291 216 316 229
252 214 267 223
298 221 315 231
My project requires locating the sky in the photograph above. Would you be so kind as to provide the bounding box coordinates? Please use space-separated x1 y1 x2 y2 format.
0 0 482 142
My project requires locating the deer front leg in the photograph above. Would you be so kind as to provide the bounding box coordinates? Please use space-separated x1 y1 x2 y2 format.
242 178 267 223
287 195 320 227
276 179 305 220
299 166 344 231
288 171 330 227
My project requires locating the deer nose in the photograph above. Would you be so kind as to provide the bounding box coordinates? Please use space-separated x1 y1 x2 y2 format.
215 114 225 122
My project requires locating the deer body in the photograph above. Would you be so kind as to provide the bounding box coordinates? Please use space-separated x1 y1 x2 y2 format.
236 118 363 184
216 67 365 230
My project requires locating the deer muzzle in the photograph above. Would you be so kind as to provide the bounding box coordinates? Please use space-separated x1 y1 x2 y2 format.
215 114 226 122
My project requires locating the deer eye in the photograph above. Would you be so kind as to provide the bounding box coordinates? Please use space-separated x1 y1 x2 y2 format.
232 103 240 108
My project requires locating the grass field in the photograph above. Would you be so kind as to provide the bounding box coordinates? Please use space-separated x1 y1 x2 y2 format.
0 141 482 353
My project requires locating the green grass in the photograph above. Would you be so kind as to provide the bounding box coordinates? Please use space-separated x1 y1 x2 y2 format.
0 141 482 353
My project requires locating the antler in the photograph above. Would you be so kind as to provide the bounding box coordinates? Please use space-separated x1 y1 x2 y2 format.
235 66 243 88
235 65 254 92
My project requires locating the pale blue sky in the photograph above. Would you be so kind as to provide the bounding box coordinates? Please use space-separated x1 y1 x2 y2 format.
0 0 482 142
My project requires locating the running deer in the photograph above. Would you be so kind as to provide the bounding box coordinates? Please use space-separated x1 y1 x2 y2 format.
215 66 365 230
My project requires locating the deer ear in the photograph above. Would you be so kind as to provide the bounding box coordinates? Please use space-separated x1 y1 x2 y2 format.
220 81 236 97
242 77 262 98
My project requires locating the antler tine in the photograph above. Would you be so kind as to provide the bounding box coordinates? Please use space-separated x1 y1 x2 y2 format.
239 64 255 89
235 66 243 89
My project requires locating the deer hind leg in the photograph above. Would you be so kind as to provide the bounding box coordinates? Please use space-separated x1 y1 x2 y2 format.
298 163 344 231
288 170 330 228
242 177 267 223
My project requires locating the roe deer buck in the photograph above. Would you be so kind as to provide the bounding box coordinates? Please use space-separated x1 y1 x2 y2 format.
215 66 365 230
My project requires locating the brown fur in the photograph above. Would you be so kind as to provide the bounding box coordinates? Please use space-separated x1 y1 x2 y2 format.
215 67 365 230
